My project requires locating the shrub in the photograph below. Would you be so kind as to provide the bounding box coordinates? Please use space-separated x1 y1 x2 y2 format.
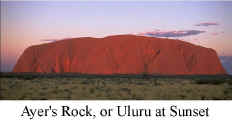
194 79 226 85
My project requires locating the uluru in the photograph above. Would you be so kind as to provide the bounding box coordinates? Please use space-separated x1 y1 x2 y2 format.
13 35 227 75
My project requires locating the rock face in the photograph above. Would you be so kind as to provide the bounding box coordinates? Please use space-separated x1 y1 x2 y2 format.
13 35 226 75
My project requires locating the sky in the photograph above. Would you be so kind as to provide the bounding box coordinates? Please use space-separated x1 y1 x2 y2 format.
1 1 232 72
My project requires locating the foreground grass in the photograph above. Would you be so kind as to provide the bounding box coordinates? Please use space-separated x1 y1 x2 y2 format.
0 74 232 100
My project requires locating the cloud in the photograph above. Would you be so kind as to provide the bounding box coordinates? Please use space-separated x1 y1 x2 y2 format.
195 22 219 27
40 39 57 42
211 31 224 36
138 29 206 38
40 37 75 43
211 32 219 36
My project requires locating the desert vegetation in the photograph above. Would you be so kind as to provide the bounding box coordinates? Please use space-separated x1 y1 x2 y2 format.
0 73 232 100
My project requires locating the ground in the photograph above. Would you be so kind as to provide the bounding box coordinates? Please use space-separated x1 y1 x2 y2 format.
0 73 232 100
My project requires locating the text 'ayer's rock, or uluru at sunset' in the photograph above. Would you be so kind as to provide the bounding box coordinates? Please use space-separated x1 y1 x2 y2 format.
13 35 227 75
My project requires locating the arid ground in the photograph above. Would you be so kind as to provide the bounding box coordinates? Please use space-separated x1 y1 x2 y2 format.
0 73 232 100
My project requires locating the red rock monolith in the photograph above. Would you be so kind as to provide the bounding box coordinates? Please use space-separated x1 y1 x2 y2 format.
13 35 227 75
